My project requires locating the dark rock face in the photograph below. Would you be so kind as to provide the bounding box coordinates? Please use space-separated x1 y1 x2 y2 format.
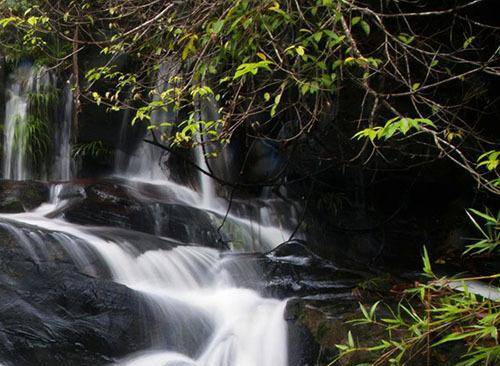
58 180 226 249
0 180 49 213
224 240 366 299
285 299 322 366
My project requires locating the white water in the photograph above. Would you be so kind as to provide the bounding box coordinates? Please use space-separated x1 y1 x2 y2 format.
2 64 71 181
124 63 178 180
195 143 218 210
53 78 73 181
193 141 296 250
2 64 54 180
117 71 299 250
0 197 289 366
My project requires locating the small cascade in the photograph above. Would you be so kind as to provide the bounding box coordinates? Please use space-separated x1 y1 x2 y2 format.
53 78 73 181
195 143 219 210
114 107 132 173
113 78 303 250
194 91 221 210
124 63 178 181
0 203 289 366
2 64 55 180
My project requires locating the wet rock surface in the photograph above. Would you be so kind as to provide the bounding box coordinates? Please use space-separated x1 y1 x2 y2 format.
222 240 374 365
0 180 49 213
224 240 367 299
57 179 226 249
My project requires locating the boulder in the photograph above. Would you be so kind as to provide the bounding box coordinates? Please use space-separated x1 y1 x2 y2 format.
223 240 367 299
0 180 49 213
0 224 149 365
221 240 374 365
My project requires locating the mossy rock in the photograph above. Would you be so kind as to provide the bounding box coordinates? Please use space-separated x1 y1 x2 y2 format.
0 180 49 213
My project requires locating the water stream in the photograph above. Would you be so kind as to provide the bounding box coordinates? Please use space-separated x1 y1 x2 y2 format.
53 78 73 181
0 63 301 365
2 64 72 181
2 64 53 180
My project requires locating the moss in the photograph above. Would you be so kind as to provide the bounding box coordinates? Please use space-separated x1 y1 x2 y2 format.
0 198 24 213
0 181 49 213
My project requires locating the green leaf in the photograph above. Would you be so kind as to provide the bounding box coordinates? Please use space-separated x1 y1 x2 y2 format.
27 16 38 26
359 303 370 320
313 32 323 42
399 118 410 134
234 61 273 79
463 36 475 49
335 344 349 351
212 20 224 34
422 246 434 277
347 331 355 348
433 330 484 347
468 209 497 223
0 17 18 28
370 301 380 319
270 93 282 117
360 20 370 35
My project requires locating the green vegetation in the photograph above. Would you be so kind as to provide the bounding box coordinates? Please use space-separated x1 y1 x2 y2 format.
0 1 498 364
1 1 498 191
72 140 113 162
334 211 499 366
13 114 51 166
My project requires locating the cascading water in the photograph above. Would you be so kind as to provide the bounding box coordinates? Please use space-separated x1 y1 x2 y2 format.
52 78 73 181
0 188 289 366
3 64 33 180
170 85 302 249
115 107 132 173
124 63 178 181
2 64 54 180
0 61 306 365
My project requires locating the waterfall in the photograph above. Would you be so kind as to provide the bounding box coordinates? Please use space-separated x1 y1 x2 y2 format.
123 63 178 181
195 140 218 210
3 64 33 180
0 62 307 366
113 72 301 250
194 92 220 209
0 201 289 366
114 107 132 173
53 78 73 181
2 63 59 181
